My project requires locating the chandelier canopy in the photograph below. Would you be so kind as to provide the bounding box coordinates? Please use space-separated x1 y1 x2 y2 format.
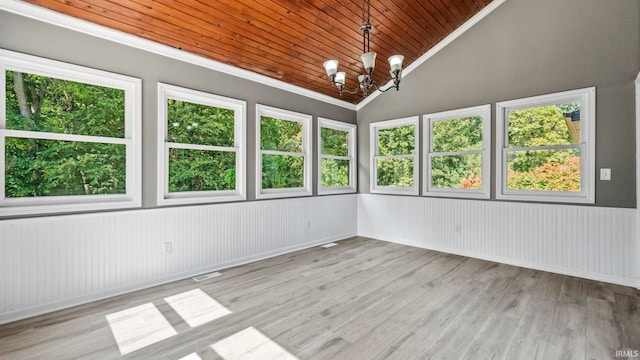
322 0 404 97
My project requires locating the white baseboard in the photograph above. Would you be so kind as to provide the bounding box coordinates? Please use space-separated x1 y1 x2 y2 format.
0 232 355 325
357 194 638 290
360 230 637 288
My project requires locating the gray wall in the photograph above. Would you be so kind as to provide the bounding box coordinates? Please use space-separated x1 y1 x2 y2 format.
0 11 356 209
358 0 639 208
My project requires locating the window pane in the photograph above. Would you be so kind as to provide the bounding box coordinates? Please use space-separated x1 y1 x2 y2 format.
320 127 348 156
260 116 302 153
431 154 482 189
378 125 415 156
5 71 125 138
376 158 414 187
507 148 580 192
508 103 580 147
168 148 235 192
167 99 234 147
321 158 349 187
432 116 483 152
262 154 304 189
5 137 126 197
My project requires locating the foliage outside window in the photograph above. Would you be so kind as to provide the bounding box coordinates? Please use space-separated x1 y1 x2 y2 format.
424 104 491 199
0 50 141 216
256 105 311 199
157 84 246 205
370 116 419 195
496 87 595 203
318 118 356 195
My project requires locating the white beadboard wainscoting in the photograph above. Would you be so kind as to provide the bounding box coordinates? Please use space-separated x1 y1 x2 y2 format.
358 194 639 288
0 194 356 324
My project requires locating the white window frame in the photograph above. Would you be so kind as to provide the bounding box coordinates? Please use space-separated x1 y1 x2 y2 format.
317 118 357 195
370 116 419 195
0 49 141 217
157 83 246 205
423 104 491 199
256 104 312 199
495 87 596 203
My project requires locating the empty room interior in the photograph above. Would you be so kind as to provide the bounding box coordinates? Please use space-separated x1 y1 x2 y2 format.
1 0 639 359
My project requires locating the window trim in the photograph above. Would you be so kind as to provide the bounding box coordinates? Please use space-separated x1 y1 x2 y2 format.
0 49 141 217
157 83 246 205
255 104 312 199
495 87 596 203
369 116 419 196
423 104 491 199
317 118 357 195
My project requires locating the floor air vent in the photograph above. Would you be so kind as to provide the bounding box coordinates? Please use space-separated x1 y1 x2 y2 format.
320 243 338 248
193 272 222 282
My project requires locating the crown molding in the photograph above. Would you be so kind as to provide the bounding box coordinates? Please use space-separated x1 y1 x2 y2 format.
356 0 508 111
0 0 357 111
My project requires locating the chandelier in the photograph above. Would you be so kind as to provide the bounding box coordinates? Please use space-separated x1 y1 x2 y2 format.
322 0 404 97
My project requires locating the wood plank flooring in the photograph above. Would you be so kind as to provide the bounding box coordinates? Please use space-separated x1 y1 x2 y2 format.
0 237 638 360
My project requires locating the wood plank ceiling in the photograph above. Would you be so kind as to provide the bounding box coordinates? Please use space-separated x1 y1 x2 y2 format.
21 0 493 104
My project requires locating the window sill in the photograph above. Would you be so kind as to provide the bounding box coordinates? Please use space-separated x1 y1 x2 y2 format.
495 192 594 204
318 187 356 196
371 187 419 196
0 198 141 217
423 190 490 199
256 188 313 200
158 192 246 206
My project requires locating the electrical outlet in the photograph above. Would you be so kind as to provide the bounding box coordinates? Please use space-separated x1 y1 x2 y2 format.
164 242 173 254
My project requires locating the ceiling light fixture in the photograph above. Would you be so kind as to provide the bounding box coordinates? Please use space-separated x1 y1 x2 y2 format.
322 0 404 97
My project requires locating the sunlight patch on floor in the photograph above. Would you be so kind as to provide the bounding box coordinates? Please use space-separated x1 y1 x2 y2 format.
105 302 177 355
178 353 203 360
164 288 232 327
211 327 299 360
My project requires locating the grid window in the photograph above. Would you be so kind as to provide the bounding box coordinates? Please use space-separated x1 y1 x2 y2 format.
318 118 356 195
256 105 312 199
157 83 246 205
496 87 595 203
423 105 491 198
0 49 141 216
370 116 419 195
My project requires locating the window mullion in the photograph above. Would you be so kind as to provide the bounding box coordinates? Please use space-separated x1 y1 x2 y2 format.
506 144 581 152
2 129 129 145
430 149 483 157
320 154 351 161
261 149 304 157
376 154 416 160
167 142 236 152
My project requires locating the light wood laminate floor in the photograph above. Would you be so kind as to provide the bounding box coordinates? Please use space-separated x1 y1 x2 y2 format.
1 237 638 360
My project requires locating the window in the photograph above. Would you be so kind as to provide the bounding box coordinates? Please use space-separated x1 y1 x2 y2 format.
318 118 356 195
370 116 419 195
256 105 312 199
496 87 595 203
157 84 246 205
0 49 141 216
423 105 491 199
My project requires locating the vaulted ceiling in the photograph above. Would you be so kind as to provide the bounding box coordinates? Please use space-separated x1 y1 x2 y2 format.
21 0 493 104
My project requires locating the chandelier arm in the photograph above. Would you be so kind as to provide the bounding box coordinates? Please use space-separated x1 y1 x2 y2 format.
328 79 361 95
372 79 401 93
341 82 363 94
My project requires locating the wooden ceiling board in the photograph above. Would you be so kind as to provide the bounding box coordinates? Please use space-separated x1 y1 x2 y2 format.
21 0 493 104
